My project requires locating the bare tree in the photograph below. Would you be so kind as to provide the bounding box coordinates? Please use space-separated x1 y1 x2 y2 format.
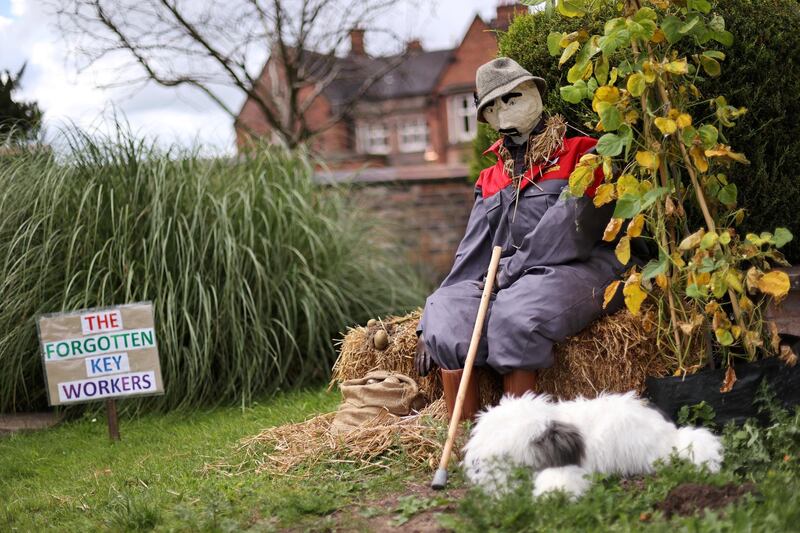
50 0 413 148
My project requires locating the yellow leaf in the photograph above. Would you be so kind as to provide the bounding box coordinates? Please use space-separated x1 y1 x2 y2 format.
664 58 689 75
624 109 640 124
642 62 657 83
756 271 791 302
593 183 616 207
636 150 660 171
690 145 709 173
559 41 580 67
676 113 693 129
655 273 668 290
654 117 677 136
593 86 621 111
603 280 621 309
769 321 781 352
569 164 595 197
780 344 798 367
670 251 686 268
626 73 646 97
731 325 742 339
616 236 631 265
746 266 763 292
679 228 705 251
705 144 751 165
627 214 645 238
726 271 743 293
616 174 640 197
623 275 647 316
603 218 624 242
602 157 613 180
651 28 666 43
739 295 754 314
557 0 586 17
720 366 737 393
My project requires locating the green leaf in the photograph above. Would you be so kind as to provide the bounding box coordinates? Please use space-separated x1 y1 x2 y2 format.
558 0 587 17
709 14 726 33
587 77 598 98
595 56 609 85
633 7 657 22
599 30 630 57
711 30 734 47
715 328 734 346
700 56 721 77
598 102 623 131
698 124 719 149
718 183 738 207
680 15 700 34
703 50 726 61
642 253 669 280
772 227 794 248
682 126 698 146
661 15 683 44
567 60 592 83
547 32 564 56
618 124 634 158
613 194 642 219
627 73 646 97
640 186 668 210
596 132 625 156
629 19 656 41
686 283 708 299
604 17 626 36
688 0 712 14
560 81 587 104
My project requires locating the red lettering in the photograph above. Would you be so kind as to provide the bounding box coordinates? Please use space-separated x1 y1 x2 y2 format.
108 313 119 328
83 315 97 331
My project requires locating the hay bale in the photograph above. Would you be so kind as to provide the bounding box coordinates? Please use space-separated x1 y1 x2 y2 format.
229 399 452 475
332 308 667 402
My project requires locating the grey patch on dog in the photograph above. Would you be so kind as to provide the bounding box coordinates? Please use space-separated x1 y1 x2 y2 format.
531 421 585 469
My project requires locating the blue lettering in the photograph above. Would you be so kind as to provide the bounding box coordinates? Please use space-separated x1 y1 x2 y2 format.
110 377 122 394
90 358 104 374
111 355 123 370
61 383 81 400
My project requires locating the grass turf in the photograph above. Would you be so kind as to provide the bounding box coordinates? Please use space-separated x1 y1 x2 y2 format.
2 386 799 532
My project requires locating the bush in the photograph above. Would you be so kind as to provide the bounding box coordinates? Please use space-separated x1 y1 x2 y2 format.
477 0 800 263
0 130 424 413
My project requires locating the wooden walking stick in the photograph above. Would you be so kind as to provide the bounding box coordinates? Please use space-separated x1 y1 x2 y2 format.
431 245 502 490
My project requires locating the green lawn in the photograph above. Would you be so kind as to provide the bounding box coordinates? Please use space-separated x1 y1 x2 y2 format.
2 387 799 532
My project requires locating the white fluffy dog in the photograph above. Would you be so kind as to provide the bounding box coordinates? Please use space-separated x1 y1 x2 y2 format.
463 392 723 499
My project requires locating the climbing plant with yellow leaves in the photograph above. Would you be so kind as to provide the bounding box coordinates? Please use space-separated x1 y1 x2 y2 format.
526 0 794 384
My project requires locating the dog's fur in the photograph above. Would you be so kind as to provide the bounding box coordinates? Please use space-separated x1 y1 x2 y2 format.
463 392 723 499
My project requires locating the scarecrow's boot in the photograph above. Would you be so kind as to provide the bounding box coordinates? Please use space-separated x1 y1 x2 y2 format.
503 369 538 397
441 368 480 422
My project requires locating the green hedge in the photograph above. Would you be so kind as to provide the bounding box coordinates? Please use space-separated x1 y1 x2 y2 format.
474 0 800 263
0 130 424 413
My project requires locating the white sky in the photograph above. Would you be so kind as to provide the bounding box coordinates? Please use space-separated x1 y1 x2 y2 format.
0 0 505 155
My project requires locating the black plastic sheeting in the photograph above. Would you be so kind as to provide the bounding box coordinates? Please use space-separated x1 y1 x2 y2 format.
644 356 800 427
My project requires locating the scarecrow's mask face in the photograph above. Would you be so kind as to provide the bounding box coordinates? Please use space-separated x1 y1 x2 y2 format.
482 80 543 142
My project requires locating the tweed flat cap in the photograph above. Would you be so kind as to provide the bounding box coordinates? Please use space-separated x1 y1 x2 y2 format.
475 57 546 122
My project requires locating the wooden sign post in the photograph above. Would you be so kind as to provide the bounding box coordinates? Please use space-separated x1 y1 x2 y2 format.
37 303 164 441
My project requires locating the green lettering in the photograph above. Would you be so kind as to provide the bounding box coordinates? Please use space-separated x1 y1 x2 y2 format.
130 332 140 348
70 340 83 356
45 343 55 360
84 337 97 354
141 330 154 347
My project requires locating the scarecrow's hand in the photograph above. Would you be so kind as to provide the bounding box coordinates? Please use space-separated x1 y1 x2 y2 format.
415 334 432 377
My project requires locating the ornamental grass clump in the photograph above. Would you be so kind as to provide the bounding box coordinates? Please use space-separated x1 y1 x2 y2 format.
0 129 423 413
532 0 794 385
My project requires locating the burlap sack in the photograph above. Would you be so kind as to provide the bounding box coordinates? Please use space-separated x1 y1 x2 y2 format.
330 371 426 435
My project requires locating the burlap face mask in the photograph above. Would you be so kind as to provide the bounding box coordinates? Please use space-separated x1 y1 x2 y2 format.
481 80 543 140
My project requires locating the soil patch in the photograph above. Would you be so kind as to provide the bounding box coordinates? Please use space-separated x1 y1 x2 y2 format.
327 482 466 532
656 482 756 518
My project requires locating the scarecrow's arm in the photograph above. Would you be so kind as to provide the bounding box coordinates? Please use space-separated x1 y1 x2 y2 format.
496 178 613 291
439 192 493 289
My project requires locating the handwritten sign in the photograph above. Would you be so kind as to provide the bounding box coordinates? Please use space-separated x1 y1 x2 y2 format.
37 303 164 406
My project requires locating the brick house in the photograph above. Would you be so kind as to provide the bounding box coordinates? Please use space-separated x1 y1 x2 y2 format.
236 2 529 282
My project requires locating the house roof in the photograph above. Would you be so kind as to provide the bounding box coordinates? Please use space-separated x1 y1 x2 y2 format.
317 48 454 106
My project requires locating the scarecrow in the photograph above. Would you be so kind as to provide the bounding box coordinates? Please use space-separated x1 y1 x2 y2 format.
416 57 637 419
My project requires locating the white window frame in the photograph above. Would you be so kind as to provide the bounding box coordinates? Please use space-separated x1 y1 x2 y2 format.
398 116 428 153
448 93 477 143
357 121 389 155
